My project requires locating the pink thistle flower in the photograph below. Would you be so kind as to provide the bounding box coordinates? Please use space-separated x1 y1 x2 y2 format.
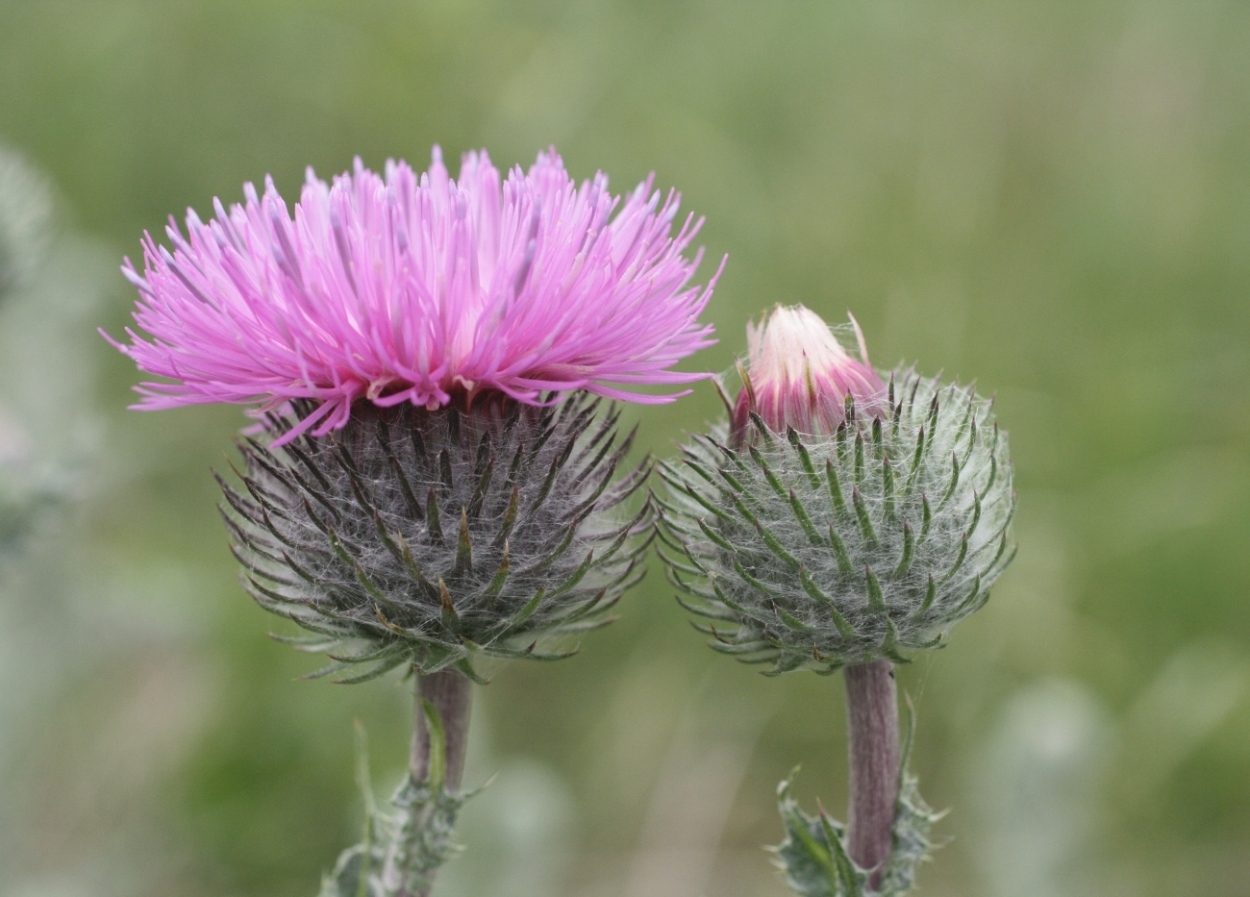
108 147 720 443
732 304 884 438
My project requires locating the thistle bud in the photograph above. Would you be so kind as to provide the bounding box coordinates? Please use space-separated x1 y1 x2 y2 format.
660 305 1016 674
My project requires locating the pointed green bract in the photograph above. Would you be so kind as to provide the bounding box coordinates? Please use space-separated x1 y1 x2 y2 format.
224 394 651 680
659 369 1015 672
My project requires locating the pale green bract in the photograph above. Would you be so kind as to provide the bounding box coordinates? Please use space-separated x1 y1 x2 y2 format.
771 716 942 897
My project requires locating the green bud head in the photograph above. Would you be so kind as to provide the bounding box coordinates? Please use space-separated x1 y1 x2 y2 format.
660 310 1016 674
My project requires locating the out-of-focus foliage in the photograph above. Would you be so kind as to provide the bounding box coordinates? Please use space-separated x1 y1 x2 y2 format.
0 143 53 302
0 2 1248 896
0 144 57 559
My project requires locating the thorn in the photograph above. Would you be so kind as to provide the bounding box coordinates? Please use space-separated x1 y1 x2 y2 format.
438 577 458 620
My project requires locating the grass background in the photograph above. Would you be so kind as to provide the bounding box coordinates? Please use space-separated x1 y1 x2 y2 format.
1 2 1248 895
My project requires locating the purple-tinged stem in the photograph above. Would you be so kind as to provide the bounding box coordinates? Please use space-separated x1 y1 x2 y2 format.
411 669 472 791
388 668 473 897
844 659 900 889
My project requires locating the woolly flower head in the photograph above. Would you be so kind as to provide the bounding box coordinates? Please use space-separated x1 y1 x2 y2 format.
110 147 719 442
660 306 1016 673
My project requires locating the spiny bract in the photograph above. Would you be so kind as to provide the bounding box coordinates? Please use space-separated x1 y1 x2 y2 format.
659 371 1016 674
223 393 651 682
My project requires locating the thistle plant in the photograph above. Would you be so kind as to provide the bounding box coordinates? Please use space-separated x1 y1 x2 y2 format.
658 305 1016 895
109 147 718 896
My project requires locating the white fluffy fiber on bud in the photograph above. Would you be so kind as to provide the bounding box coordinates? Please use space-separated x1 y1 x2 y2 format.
659 307 1016 673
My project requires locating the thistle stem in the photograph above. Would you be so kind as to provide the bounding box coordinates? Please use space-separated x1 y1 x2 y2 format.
844 659 900 888
385 668 473 897
411 669 473 792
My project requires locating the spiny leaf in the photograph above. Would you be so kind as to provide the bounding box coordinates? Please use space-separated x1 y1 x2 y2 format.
491 486 520 549
882 456 896 520
938 451 961 510
378 417 424 521
696 516 738 553
438 448 454 491
438 578 459 630
911 573 937 620
905 426 927 494
733 557 785 599
482 540 510 600
754 517 803 571
751 445 789 499
787 428 822 489
467 439 495 519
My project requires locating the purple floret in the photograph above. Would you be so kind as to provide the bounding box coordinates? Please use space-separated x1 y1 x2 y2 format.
109 147 720 442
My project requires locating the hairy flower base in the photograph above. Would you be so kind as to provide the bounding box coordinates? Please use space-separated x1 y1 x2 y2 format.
659 370 1016 673
222 393 652 682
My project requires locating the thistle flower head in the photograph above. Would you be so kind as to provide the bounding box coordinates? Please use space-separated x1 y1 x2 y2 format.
110 147 719 443
660 308 1015 673
733 305 884 439
109 147 717 679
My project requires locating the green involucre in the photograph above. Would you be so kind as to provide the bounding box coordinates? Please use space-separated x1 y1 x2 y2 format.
659 369 1016 673
222 394 652 681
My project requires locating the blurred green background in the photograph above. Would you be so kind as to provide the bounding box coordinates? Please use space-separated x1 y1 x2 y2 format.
1 2 1249 896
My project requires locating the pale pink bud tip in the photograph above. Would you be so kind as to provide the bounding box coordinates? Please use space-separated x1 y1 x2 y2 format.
732 305 884 437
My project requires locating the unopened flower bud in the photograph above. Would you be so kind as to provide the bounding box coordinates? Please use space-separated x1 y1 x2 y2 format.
733 305 884 440
660 305 1016 673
